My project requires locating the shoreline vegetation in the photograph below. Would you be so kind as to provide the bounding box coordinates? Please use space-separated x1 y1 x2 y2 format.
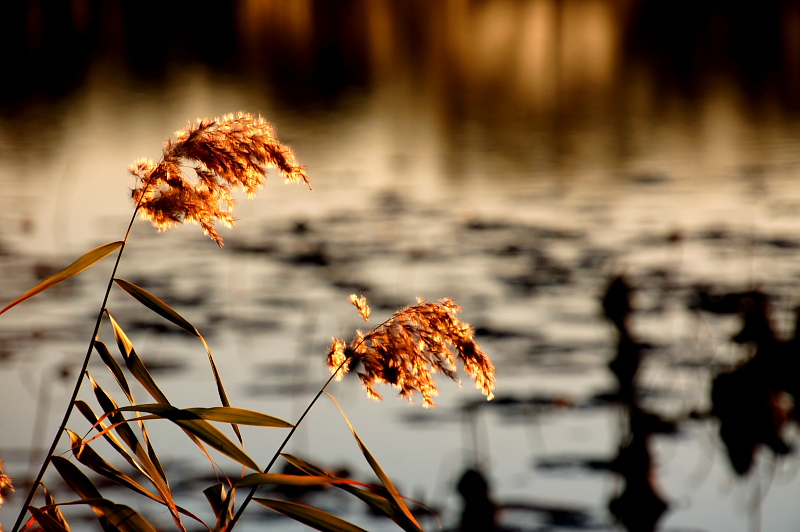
0 112 495 532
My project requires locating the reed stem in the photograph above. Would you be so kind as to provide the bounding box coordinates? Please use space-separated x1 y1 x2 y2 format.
10 204 144 532
226 365 345 530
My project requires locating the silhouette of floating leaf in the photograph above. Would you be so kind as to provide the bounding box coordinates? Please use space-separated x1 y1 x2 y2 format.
0 241 122 315
115 404 260 471
113 279 198 336
253 498 368 532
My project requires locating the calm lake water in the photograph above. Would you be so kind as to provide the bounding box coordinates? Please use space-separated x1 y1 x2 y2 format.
2 2 800 531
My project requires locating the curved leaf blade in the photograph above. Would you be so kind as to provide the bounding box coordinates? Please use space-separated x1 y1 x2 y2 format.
0 241 123 315
113 279 198 336
235 473 363 489
115 405 259 471
55 499 158 532
327 396 424 531
185 407 293 428
254 498 368 532
27 507 69 532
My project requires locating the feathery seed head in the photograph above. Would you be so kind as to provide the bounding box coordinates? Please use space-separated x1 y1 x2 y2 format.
130 112 309 246
326 296 496 407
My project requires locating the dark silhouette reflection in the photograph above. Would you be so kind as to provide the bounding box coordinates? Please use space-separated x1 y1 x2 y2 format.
708 291 796 475
456 468 498 532
601 275 669 532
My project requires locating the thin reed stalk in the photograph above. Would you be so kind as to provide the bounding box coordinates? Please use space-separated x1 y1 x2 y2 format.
10 203 142 532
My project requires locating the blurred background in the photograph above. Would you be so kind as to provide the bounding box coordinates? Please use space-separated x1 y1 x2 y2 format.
2 1 800 530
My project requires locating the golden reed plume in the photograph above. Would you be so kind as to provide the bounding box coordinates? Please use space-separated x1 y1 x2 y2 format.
0 459 13 526
328 296 496 408
129 112 309 246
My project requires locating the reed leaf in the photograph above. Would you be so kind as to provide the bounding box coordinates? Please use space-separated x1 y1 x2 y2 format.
94 340 132 400
113 279 198 336
234 473 364 488
54 499 159 532
253 498 369 532
203 483 230 521
109 283 240 440
86 377 175 510
27 507 69 532
0 241 123 315
51 456 117 531
328 395 423 531
116 404 290 428
185 407 292 427
42 485 70 532
281 454 410 529
75 399 141 471
114 404 260 471
66 430 164 503
107 312 170 405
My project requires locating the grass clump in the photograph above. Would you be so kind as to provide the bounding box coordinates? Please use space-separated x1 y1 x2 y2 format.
0 112 494 532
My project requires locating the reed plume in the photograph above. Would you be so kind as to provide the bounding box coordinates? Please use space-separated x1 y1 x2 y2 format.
328 296 496 407
129 112 309 246
0 459 13 531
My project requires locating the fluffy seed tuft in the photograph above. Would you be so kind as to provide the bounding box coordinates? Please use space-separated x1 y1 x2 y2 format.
129 112 309 246
327 297 495 407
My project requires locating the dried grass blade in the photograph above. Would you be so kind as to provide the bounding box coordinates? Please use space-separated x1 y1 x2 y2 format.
75 400 141 472
280 454 409 528
66 430 164 503
107 313 170 405
113 279 198 336
87 378 173 505
94 340 132 400
27 507 70 532
51 456 116 530
115 404 260 471
184 407 292 428
327 395 423 531
0 241 123 315
253 498 369 532
198 333 242 442
42 485 70 532
55 499 159 532
234 473 365 489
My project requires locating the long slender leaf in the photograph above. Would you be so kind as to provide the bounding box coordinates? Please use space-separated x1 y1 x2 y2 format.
185 407 292 427
51 456 116 532
110 281 241 441
86 377 175 512
253 498 369 532
114 404 260 471
94 340 132 400
27 507 69 532
66 430 164 502
113 279 198 336
281 454 402 525
42 485 70 532
327 396 423 531
106 312 170 405
54 499 159 532
234 473 364 489
0 241 123 315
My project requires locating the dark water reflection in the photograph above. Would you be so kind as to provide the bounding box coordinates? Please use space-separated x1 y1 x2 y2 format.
2 2 800 531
